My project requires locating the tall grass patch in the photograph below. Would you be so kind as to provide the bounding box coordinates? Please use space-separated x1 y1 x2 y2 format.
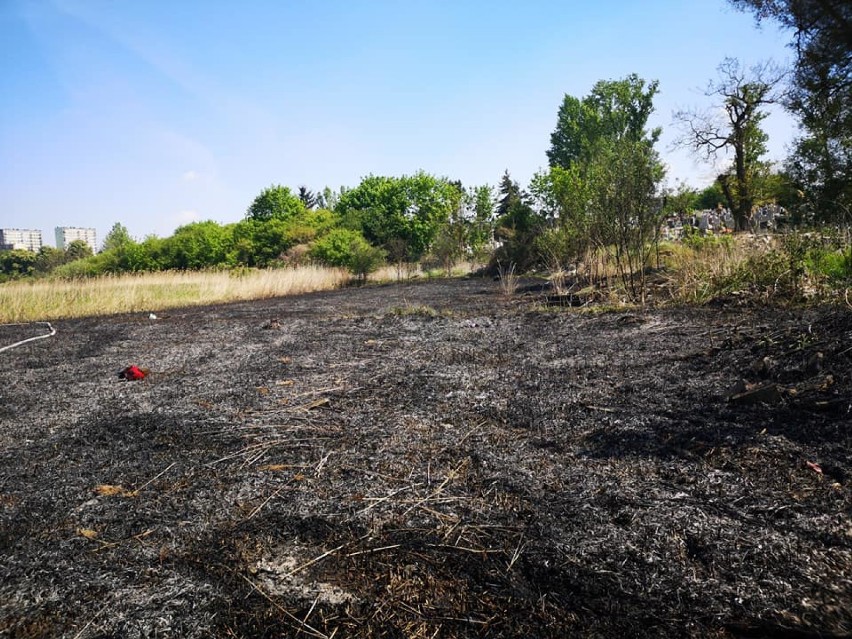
0 266 349 323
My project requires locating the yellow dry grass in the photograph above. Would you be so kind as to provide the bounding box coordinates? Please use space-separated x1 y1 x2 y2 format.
0 266 350 323
660 235 773 303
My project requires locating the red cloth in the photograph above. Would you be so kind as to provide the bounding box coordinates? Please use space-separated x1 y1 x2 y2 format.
122 365 146 381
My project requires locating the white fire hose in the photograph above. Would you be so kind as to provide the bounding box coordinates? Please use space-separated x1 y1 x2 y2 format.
0 322 56 353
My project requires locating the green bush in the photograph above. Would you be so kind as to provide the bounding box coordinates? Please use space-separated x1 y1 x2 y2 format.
681 228 733 252
806 248 852 282
309 229 367 268
51 254 110 279
309 229 385 280
348 242 386 282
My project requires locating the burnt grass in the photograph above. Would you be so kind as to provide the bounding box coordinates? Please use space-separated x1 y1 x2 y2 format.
1 277 850 638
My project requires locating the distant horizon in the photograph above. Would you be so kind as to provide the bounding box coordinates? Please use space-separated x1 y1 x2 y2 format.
2 0 797 248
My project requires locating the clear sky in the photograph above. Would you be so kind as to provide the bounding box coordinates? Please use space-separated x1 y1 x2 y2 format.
1 0 795 247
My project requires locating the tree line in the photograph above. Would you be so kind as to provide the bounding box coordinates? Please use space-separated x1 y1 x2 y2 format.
1 0 848 296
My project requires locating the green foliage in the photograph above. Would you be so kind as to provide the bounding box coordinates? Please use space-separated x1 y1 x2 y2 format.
467 184 495 260
694 182 727 211
232 208 339 267
309 228 386 281
663 183 699 215
388 304 438 318
431 221 466 275
806 249 852 282
64 240 94 263
102 223 133 252
336 172 458 259
309 228 370 268
0 249 37 280
160 221 234 270
730 0 851 224
109 237 166 272
536 75 665 300
492 172 544 272
51 254 110 279
297 186 317 209
347 241 386 282
674 58 785 230
681 227 734 252
246 185 307 221
534 226 577 271
716 232 850 300
548 74 661 170
34 246 66 273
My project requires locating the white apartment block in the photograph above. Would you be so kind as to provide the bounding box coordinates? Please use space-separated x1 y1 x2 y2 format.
55 227 97 252
0 228 43 252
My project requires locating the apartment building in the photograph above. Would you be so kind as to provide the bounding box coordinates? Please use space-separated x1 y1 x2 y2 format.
0 228 43 252
55 227 97 252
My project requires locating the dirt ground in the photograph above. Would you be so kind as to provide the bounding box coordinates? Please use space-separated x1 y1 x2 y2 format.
1 277 850 638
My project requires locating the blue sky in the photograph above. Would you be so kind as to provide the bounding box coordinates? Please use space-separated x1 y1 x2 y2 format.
1 0 795 246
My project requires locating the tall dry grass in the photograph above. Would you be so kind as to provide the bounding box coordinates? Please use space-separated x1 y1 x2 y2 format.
660 235 773 303
0 266 350 323
370 260 475 282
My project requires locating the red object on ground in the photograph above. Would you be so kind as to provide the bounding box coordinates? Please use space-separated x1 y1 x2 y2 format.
121 365 146 381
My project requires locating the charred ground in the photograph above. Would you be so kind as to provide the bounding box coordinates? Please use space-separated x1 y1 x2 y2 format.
0 277 850 638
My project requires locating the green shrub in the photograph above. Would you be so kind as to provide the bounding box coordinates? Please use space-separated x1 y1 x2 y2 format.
51 255 110 279
309 229 367 268
681 228 733 252
806 248 852 282
348 241 386 282
309 229 386 281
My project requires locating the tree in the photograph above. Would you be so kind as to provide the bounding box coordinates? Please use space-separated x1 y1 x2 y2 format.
317 186 345 211
495 171 522 219
246 185 306 221
34 246 65 273
467 184 495 263
662 182 699 217
102 223 133 252
548 74 661 171
309 228 386 282
336 172 458 259
538 75 665 297
430 180 468 274
674 58 786 230
729 0 852 224
492 171 543 272
589 139 665 302
0 249 37 279
162 221 233 269
64 240 94 263
298 186 317 209
695 182 728 210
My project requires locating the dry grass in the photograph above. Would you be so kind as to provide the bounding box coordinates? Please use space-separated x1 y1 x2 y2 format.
0 266 350 323
497 262 519 297
370 260 475 283
660 235 774 303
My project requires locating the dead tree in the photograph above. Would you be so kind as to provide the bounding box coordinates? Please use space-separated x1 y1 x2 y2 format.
674 58 787 231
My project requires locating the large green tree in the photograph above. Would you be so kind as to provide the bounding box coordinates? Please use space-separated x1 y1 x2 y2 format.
246 185 307 221
0 249 37 279
674 58 786 230
336 172 458 259
730 0 851 224
162 221 233 269
102 223 133 253
539 75 665 298
64 240 94 263
491 172 543 271
548 74 661 170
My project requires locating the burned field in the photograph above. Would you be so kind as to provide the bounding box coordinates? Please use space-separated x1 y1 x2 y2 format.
1 278 850 638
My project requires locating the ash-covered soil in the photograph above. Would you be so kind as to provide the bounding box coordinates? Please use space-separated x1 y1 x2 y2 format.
1 277 850 638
